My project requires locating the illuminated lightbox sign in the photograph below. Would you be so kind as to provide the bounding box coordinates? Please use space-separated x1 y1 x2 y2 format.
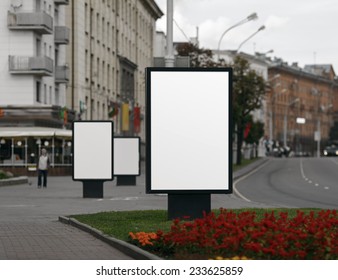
73 121 114 180
114 137 140 176
146 68 232 193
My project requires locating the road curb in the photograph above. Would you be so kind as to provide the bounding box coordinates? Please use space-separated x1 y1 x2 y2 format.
58 216 162 260
0 176 28 187
233 157 270 181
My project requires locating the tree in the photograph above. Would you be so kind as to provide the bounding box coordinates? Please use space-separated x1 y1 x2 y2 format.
244 117 265 145
175 42 218 67
231 56 266 165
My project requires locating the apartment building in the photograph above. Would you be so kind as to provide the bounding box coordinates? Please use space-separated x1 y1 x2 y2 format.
268 61 338 155
0 0 69 126
214 49 338 156
66 0 163 139
0 0 74 171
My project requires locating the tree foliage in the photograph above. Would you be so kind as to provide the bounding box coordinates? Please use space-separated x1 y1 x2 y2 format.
231 56 266 164
175 42 218 67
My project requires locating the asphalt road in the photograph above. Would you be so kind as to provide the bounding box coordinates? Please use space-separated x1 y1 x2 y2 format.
234 157 338 209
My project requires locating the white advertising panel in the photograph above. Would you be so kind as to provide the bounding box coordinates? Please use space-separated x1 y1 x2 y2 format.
146 68 232 193
73 121 113 180
114 137 140 176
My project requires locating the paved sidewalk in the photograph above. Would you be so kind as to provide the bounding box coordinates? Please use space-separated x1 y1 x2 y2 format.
0 157 270 260
0 221 132 260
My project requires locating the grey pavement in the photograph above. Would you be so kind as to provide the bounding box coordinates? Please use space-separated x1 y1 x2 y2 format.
0 158 270 259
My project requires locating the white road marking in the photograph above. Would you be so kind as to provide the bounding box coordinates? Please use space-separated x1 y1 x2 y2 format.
109 197 139 201
0 205 36 208
233 160 270 203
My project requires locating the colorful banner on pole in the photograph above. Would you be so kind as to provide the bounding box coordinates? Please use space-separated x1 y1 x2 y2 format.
122 103 129 131
134 107 141 134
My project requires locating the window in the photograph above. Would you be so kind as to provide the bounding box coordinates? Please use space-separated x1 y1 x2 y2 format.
49 86 52 104
102 17 105 45
36 0 41 11
85 3 88 33
97 57 100 85
44 84 47 104
102 61 105 87
36 81 41 102
85 49 88 79
55 87 60 105
107 64 110 90
96 13 100 42
36 38 41 56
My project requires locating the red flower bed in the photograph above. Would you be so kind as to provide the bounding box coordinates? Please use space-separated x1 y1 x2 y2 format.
129 209 338 259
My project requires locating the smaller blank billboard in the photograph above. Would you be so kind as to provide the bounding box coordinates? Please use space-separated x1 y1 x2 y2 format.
146 67 232 194
73 121 113 180
114 137 140 176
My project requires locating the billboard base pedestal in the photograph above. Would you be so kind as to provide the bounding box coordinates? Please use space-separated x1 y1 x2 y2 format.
168 194 211 220
82 181 104 198
116 176 136 186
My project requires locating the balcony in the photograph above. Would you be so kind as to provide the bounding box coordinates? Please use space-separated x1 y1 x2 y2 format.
55 65 69 83
9 56 53 76
7 11 53 35
55 26 70 45
54 0 69 5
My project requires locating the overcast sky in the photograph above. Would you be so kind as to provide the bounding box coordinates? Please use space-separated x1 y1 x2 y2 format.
154 0 338 73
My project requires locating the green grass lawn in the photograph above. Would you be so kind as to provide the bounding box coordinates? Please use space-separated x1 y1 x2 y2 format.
71 208 320 242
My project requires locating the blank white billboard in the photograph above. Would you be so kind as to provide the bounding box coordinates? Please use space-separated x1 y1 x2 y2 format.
73 121 113 180
146 68 232 193
114 137 140 176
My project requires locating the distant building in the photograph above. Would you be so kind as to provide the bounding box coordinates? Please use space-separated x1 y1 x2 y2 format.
268 60 338 155
214 49 338 155
65 0 163 140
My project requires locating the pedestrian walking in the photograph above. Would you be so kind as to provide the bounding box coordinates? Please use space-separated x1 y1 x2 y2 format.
37 148 49 188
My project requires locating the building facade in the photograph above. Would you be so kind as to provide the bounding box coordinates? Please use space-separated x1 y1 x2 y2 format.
0 0 73 171
268 61 338 155
215 49 338 156
65 0 163 140
0 0 69 125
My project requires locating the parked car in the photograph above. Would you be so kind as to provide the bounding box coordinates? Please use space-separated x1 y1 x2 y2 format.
323 145 338 156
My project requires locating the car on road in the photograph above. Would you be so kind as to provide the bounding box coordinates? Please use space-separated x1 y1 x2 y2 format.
323 145 338 156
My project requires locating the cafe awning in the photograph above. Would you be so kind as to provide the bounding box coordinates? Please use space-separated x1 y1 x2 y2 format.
0 127 72 138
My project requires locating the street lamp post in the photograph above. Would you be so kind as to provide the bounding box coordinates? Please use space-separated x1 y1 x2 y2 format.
316 104 333 157
283 98 300 147
237 25 265 53
217 12 258 61
165 0 174 67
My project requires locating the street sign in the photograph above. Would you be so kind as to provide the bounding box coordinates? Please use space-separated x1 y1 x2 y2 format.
314 131 321 141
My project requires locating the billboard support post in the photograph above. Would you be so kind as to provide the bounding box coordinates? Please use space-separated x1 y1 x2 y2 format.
116 176 136 186
83 181 104 198
168 194 211 220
